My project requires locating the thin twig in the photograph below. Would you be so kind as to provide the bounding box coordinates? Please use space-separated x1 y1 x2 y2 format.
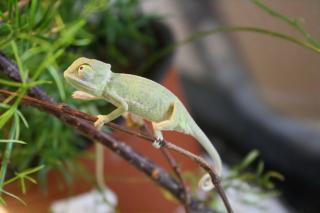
165 143 233 213
0 89 233 213
161 148 190 213
142 124 190 213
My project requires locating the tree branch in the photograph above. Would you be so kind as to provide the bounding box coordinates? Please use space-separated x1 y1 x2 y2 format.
0 89 234 212
0 54 220 212
0 90 213 212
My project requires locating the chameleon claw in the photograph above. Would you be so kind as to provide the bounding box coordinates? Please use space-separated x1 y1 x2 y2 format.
152 137 165 149
94 115 108 128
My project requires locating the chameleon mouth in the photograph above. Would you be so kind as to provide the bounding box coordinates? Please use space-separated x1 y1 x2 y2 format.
65 76 97 93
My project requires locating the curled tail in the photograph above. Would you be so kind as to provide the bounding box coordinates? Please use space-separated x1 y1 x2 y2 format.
190 120 222 191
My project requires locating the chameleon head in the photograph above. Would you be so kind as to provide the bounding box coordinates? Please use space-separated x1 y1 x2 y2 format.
63 57 112 96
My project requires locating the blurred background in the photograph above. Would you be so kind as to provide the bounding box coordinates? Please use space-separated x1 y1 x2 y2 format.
1 0 320 212
142 0 320 212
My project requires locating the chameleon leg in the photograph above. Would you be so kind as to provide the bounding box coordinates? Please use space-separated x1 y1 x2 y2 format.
95 107 126 128
93 94 128 192
94 94 128 128
152 102 178 148
122 112 145 128
152 123 164 148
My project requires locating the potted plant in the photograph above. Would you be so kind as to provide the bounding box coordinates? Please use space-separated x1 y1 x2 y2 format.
0 0 183 212
0 0 285 212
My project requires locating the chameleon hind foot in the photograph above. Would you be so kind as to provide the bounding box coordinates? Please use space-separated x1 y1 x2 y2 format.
152 137 165 149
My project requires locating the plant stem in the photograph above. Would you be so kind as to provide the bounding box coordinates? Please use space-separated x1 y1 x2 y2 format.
137 26 320 75
143 123 190 212
0 121 16 191
251 0 320 48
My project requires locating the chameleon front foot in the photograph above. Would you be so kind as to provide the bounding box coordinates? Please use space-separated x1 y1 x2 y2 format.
152 137 165 149
94 115 111 128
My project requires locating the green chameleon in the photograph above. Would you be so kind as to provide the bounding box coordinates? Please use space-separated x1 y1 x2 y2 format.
63 57 222 190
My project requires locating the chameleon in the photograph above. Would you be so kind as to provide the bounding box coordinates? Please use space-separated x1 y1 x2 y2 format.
63 57 222 191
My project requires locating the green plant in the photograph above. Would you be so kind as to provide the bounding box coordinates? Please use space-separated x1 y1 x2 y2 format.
84 0 161 73
0 0 318 208
0 0 164 204
0 0 96 203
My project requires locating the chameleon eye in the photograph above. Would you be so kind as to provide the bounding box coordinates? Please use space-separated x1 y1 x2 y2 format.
78 64 93 79
78 64 91 73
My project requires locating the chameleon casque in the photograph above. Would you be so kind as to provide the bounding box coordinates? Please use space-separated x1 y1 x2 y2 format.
64 57 222 190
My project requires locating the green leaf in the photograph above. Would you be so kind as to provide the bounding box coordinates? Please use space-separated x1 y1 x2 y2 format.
0 78 50 88
0 116 20 191
23 176 37 184
32 49 64 80
55 19 86 48
48 65 65 100
28 0 40 28
0 106 17 129
251 0 320 47
34 1 60 33
238 150 259 171
265 171 285 181
26 80 52 87
256 161 264 176
20 165 45 176
0 189 26 206
0 24 11 36
10 41 26 83
0 139 26 144
16 111 29 128
20 178 26 194
21 46 46 61
0 79 23 87
4 165 44 186
0 196 6 205
82 0 110 16
0 103 10 109
13 113 20 139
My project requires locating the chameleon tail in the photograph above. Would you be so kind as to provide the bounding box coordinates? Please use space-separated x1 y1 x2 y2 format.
191 121 222 191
